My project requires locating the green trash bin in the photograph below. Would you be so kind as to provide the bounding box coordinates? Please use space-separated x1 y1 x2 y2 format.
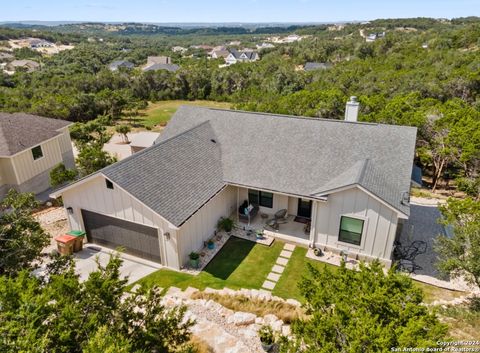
67 230 86 252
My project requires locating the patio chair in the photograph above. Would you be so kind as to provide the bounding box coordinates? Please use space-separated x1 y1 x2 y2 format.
274 209 287 221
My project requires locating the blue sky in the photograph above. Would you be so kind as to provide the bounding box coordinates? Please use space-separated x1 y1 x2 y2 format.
1 0 479 23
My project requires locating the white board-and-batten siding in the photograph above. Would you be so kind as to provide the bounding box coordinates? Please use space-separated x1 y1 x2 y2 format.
12 129 72 184
313 187 399 265
62 175 180 269
177 185 236 266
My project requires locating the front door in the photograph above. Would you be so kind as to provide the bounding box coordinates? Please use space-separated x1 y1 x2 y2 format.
297 198 312 219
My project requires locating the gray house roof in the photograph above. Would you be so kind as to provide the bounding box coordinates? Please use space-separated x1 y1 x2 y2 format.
142 63 180 72
102 122 225 227
159 106 417 216
304 62 332 71
0 113 71 157
57 106 416 227
109 60 134 71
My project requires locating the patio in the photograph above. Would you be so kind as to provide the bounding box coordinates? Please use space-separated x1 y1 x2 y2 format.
235 213 311 245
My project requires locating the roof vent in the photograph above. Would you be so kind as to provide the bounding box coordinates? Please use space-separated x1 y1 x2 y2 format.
210 139 217 143
345 96 360 122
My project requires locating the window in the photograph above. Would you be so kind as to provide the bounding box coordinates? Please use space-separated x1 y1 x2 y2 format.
338 216 364 246
31 145 43 160
248 189 273 208
105 179 114 189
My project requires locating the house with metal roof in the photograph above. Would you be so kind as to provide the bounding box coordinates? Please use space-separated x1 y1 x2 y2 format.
0 113 74 199
304 62 333 71
51 100 416 270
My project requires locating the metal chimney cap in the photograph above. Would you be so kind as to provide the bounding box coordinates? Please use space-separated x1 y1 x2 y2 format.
349 96 358 103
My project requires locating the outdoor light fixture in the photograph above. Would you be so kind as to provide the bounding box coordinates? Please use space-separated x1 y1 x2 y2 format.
66 207 73 214
164 232 170 240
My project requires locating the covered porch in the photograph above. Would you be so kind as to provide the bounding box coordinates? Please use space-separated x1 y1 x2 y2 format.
232 185 316 246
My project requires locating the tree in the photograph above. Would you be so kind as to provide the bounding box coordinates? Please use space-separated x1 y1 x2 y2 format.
435 197 480 288
281 261 447 352
76 144 117 176
0 190 50 276
50 163 78 187
0 254 195 353
115 124 131 143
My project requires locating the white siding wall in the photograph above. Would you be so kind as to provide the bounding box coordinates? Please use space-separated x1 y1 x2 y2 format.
313 187 399 265
12 136 63 184
62 175 180 269
0 158 17 185
177 186 236 266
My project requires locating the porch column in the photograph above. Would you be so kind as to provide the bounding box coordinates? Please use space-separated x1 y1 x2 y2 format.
309 201 318 246
236 187 239 223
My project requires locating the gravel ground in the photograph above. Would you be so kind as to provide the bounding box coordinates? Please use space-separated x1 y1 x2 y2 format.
33 207 69 252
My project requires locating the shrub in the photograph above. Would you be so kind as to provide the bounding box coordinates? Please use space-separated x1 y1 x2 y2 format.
189 252 199 260
49 163 77 187
258 325 274 345
217 217 234 232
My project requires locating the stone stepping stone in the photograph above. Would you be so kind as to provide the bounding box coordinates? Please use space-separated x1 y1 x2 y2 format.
267 272 281 282
271 264 285 274
284 243 296 251
262 280 276 290
280 250 292 259
276 257 289 266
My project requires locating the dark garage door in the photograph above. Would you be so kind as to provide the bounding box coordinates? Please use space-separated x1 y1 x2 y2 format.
81 209 161 263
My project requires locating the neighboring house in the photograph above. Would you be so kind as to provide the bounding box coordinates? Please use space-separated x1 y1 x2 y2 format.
146 56 172 66
366 32 386 42
210 50 230 60
142 63 180 72
172 46 187 53
129 132 160 154
108 60 135 71
142 56 179 72
304 62 333 71
256 43 275 50
225 49 260 65
7 59 40 73
52 99 417 270
0 113 74 199
28 38 54 49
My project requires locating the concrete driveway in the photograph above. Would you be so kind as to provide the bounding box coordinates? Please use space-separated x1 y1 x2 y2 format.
73 245 162 284
398 202 446 278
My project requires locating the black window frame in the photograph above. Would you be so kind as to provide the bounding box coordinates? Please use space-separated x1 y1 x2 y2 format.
338 216 364 246
105 179 114 190
248 189 273 208
31 145 43 160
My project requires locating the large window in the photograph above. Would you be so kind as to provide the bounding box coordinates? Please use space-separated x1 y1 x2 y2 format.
31 145 43 160
338 216 364 246
248 189 273 208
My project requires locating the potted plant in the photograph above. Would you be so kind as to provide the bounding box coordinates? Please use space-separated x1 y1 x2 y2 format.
313 247 323 257
189 252 200 268
258 325 275 352
217 217 234 232
207 239 215 250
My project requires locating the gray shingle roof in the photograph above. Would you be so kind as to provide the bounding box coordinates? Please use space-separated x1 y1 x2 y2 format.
0 113 71 156
159 106 417 216
102 121 225 227
109 60 134 70
304 62 332 71
142 63 180 72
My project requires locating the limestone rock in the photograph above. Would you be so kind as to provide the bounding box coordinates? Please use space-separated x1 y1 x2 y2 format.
226 311 257 326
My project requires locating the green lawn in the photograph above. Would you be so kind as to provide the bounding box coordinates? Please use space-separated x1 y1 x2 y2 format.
137 237 283 291
133 100 231 130
137 237 467 306
273 246 336 301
